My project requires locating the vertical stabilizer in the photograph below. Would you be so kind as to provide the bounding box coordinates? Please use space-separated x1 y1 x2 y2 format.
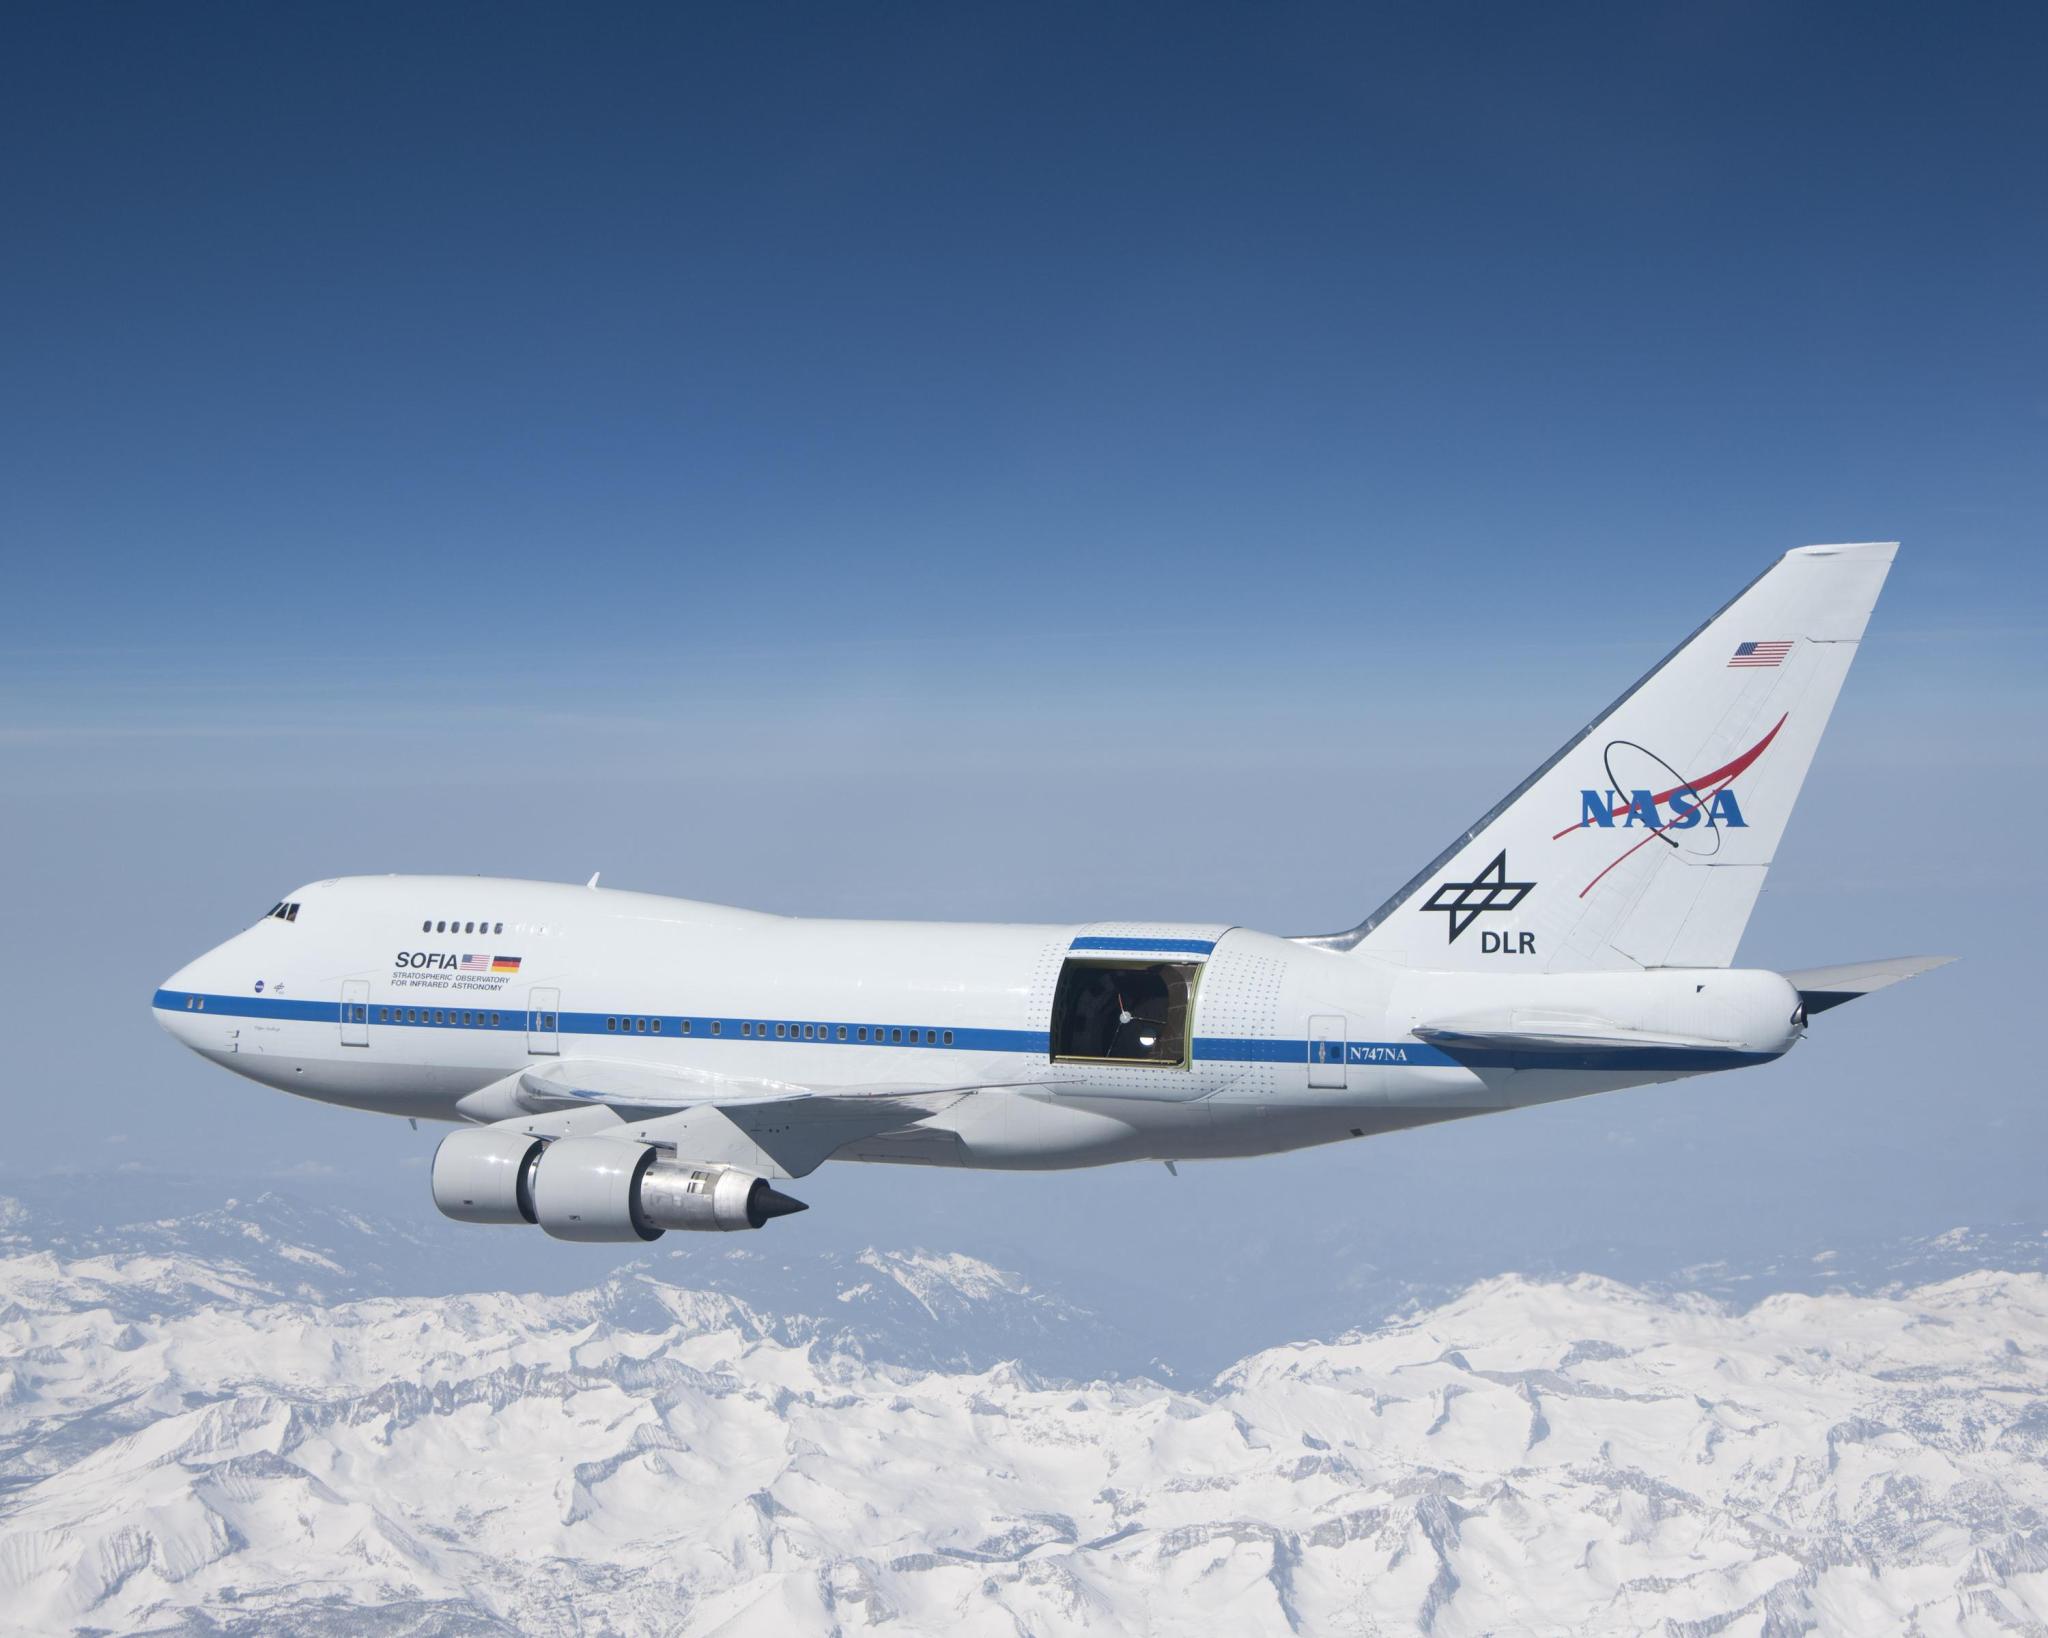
1309 543 1896 972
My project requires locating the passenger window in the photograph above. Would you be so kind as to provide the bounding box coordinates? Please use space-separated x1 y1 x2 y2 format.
776 1024 787 1038
654 1019 664 1033
837 1026 847 1041
607 1018 618 1032
711 1021 721 1035
943 1030 954 1045
491 1012 500 1026
857 1027 868 1041
494 922 503 934
1050 959 1199 1067
436 921 447 933
890 1028 902 1043
422 920 432 933
636 1017 647 1032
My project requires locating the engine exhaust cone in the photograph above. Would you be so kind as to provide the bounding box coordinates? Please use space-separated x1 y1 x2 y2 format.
750 1184 809 1226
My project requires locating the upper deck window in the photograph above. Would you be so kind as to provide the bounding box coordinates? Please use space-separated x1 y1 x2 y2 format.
1050 959 1198 1068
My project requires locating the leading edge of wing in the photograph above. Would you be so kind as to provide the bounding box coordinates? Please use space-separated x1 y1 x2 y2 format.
451 1055 1055 1124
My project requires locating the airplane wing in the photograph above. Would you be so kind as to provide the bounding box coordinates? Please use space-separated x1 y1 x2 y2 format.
513 1055 1055 1115
452 1057 1057 1178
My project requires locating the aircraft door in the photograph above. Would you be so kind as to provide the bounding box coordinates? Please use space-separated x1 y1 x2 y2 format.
1307 1015 1347 1088
527 987 561 1055
340 980 370 1047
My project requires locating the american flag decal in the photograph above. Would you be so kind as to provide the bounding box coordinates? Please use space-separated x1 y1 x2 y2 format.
1729 640 1793 668
459 953 491 972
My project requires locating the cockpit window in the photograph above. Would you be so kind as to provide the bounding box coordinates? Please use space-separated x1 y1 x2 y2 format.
264 901 301 923
1050 959 1198 1067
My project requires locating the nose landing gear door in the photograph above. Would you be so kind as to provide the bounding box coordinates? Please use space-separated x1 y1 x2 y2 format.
1307 1015 1347 1088
527 987 561 1055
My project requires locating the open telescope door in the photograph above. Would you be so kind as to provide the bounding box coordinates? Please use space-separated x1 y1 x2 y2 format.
1049 958 1198 1068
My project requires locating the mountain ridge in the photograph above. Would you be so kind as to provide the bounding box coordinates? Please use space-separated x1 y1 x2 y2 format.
1 1198 2043 1634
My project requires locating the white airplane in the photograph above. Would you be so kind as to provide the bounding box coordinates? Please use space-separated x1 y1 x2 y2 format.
156 543 1949 1240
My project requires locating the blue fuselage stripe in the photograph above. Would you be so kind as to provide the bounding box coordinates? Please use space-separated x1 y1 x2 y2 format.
151 989 1772 1074
153 990 1047 1052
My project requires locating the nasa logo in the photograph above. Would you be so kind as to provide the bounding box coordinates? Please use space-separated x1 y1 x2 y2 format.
1577 787 1749 830
1551 715 1790 897
253 979 264 993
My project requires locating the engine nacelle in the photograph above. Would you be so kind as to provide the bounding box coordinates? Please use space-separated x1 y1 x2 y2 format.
527 1137 808 1242
431 1126 543 1225
531 1135 661 1242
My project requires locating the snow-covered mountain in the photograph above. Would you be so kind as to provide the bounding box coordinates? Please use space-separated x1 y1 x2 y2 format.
2 1197 2044 1635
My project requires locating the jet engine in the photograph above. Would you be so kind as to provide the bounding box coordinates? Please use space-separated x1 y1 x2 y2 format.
431 1127 544 1225
432 1129 808 1242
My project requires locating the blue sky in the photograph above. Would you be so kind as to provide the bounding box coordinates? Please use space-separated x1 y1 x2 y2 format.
2 5 2043 1309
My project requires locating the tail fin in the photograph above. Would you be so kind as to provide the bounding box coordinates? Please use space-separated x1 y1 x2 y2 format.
1311 543 1897 972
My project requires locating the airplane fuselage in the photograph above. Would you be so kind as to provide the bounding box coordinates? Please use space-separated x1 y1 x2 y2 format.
156 873 1803 1172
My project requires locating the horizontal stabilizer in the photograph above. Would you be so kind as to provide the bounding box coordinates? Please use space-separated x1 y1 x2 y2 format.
1784 954 1955 1015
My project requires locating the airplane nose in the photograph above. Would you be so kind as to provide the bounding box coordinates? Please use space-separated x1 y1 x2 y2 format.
154 960 203 1043
154 947 230 1048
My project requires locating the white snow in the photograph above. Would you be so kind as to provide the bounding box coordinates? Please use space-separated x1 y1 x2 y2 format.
0 1245 2044 1634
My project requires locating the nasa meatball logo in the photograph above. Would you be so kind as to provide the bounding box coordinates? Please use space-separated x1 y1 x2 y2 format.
1558 713 1785 898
